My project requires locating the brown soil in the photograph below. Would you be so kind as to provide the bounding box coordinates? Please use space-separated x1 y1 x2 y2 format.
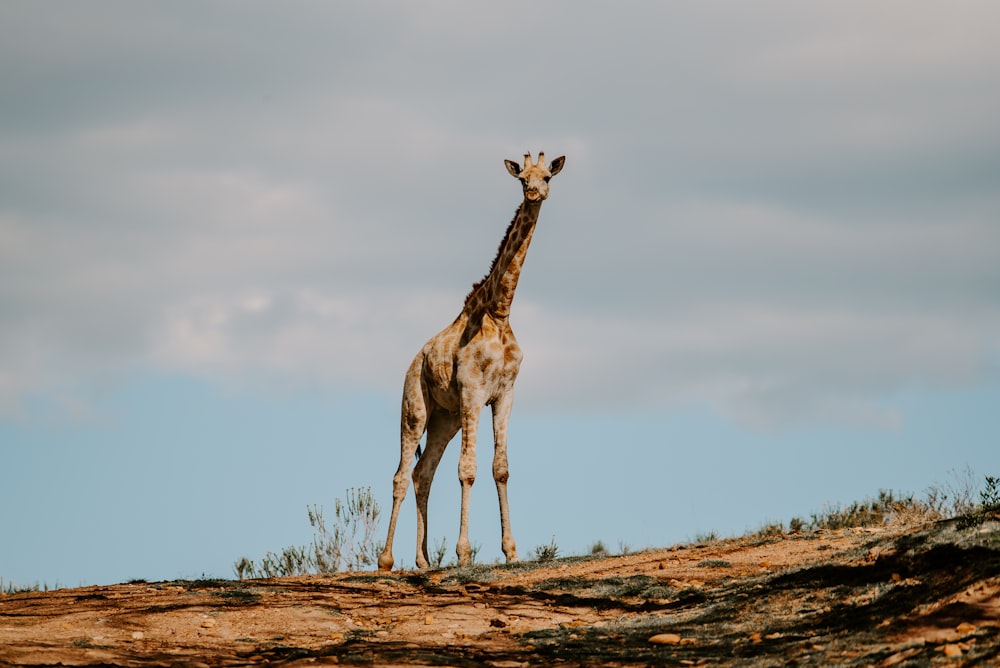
3 519 998 667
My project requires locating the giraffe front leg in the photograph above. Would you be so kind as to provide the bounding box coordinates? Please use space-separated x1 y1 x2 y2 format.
492 393 518 563
456 404 482 567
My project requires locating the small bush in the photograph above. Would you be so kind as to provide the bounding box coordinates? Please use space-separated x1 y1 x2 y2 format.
957 474 1000 530
982 475 1000 510
809 489 921 530
755 521 785 539
533 537 559 562
693 531 719 545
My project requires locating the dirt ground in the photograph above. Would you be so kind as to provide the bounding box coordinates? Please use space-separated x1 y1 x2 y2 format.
2 518 998 667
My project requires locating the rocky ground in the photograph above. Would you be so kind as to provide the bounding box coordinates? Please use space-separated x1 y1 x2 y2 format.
2 517 998 667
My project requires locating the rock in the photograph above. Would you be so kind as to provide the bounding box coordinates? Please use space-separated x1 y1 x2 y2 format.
424 615 434 625
648 633 682 645
200 619 216 629
956 622 977 635
942 643 963 658
879 648 923 667
131 631 144 640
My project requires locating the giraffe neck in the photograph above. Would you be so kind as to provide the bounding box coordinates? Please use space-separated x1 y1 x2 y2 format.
465 198 542 319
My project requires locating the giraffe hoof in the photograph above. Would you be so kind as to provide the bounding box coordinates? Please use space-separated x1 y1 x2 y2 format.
377 553 394 572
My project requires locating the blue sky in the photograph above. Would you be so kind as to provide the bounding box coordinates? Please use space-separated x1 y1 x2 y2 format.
2 2 999 587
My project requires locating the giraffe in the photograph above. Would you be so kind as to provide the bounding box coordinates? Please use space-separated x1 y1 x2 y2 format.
378 151 566 571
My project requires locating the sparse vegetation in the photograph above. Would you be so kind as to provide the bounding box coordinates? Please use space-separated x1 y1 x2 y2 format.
430 536 449 568
957 473 1000 529
589 540 609 556
234 487 382 579
753 521 786 539
924 465 980 519
685 470 998 545
807 489 918 530
692 531 719 545
533 536 559 562
226 471 995 583
2 579 52 595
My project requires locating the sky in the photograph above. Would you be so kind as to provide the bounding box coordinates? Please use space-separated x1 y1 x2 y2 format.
2 2 999 587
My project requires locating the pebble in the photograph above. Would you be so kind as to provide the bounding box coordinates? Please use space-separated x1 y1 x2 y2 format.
648 633 682 645
956 622 977 635
131 631 144 640
424 615 434 625
200 619 216 629
942 643 963 658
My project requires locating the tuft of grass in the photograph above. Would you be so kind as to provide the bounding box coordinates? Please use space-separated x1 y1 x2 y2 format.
589 540 609 556
533 536 559 562
754 521 786 539
1 579 56 594
430 536 449 568
957 474 1000 530
692 531 720 545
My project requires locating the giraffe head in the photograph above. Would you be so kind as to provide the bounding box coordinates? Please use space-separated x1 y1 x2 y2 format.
504 152 565 202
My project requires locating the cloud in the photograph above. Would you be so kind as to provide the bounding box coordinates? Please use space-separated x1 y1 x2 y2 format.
1 2 999 428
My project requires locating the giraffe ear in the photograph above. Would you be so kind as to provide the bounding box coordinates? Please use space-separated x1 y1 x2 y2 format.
504 159 522 178
548 155 565 177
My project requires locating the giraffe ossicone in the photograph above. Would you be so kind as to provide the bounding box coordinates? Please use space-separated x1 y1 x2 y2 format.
378 151 565 571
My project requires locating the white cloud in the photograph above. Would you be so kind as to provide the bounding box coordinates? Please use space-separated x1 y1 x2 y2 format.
1 2 999 428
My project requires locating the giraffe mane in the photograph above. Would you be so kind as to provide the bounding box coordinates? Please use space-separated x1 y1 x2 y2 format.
463 203 523 307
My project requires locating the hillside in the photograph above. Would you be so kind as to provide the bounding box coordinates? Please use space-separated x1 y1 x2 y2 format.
2 517 998 666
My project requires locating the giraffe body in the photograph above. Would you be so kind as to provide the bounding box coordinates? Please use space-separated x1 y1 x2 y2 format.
379 152 565 571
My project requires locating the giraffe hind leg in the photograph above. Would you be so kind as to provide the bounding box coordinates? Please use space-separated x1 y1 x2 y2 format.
378 360 428 571
412 410 460 568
